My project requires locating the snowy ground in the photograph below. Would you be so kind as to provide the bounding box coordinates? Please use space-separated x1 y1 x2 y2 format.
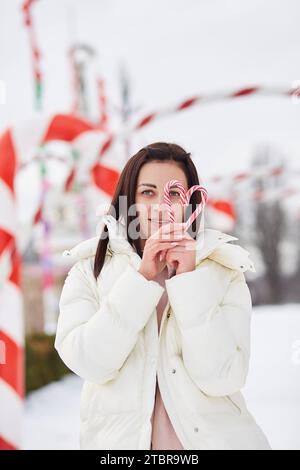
23 304 300 450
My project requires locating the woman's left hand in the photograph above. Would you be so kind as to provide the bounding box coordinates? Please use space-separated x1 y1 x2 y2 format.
164 231 197 275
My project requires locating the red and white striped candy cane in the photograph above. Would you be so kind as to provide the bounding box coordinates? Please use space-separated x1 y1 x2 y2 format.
0 130 24 450
160 180 208 263
0 113 120 450
163 179 188 222
184 184 208 229
163 179 208 229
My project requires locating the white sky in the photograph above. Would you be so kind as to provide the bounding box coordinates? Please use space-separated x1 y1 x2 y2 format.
1 0 300 182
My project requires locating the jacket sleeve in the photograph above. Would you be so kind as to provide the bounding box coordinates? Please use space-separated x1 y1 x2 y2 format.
165 262 252 397
55 261 164 384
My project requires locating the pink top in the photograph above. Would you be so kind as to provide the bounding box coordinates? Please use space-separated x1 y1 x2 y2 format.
150 265 184 450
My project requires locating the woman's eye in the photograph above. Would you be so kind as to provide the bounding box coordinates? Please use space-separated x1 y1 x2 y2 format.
141 190 153 195
141 190 179 196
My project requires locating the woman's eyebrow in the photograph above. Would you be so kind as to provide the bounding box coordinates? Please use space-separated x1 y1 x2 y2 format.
138 183 157 188
138 183 180 189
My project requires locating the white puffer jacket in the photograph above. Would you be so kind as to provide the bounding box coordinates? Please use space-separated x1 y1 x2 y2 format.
55 215 271 450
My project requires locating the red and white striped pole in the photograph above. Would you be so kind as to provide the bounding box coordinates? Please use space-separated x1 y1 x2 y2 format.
95 84 300 162
0 114 120 450
0 129 24 450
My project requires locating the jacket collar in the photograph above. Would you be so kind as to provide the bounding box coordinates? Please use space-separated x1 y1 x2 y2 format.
63 214 256 273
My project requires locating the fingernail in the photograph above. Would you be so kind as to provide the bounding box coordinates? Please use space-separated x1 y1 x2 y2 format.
171 242 179 246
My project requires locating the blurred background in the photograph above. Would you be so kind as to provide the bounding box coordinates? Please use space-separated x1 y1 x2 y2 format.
0 0 300 450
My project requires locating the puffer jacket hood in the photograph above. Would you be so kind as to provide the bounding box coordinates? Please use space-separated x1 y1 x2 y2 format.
61 214 256 274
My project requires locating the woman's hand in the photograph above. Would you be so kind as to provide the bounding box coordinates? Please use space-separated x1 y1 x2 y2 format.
163 231 197 275
138 223 186 281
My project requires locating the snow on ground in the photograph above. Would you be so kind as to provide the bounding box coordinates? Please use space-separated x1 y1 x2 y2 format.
23 304 300 450
23 374 82 450
243 303 300 450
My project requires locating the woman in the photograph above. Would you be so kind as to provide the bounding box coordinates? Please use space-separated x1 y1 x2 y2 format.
55 142 271 450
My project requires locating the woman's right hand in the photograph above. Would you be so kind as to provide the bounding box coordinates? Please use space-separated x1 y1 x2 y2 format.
138 222 186 281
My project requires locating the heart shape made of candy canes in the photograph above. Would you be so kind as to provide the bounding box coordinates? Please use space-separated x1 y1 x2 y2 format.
163 179 208 230
158 179 208 264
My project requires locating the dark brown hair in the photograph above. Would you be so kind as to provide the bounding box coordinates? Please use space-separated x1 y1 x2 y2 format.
93 142 202 280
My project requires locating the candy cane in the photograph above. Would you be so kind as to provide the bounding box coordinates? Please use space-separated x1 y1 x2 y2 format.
160 180 208 263
185 185 209 229
0 113 119 450
0 130 24 450
163 179 188 223
163 179 208 230
133 85 298 131
22 0 43 109
96 84 299 163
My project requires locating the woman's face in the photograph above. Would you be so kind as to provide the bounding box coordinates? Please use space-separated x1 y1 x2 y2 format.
135 160 188 240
